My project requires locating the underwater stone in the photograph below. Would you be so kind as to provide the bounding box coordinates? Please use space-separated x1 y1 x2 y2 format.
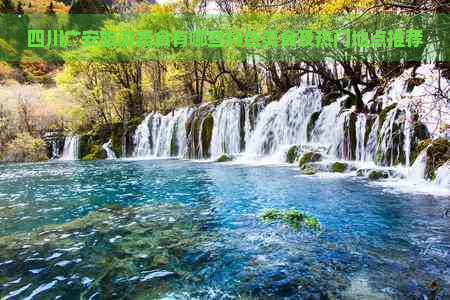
368 170 389 180
330 162 348 173
216 154 232 163
298 152 323 169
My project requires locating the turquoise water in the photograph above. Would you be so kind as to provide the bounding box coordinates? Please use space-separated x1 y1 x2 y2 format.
0 159 449 299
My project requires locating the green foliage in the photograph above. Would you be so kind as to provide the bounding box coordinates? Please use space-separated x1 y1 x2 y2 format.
81 144 106 161
1 133 48 163
259 208 320 231
330 162 347 173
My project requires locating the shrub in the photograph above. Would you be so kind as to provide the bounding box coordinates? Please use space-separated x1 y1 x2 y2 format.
1 133 48 163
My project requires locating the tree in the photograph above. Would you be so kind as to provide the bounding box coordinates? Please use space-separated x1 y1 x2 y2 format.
0 0 15 13
46 1 56 14
16 1 24 14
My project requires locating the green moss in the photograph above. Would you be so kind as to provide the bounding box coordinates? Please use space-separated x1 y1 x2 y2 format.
330 162 348 173
368 170 389 180
201 113 214 158
259 208 320 231
423 138 450 179
286 145 300 164
298 152 322 169
259 208 283 221
306 111 321 142
300 165 316 175
377 103 397 133
304 216 321 230
356 169 365 176
81 144 106 161
216 154 232 162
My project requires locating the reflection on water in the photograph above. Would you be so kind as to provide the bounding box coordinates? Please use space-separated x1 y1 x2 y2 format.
0 159 449 299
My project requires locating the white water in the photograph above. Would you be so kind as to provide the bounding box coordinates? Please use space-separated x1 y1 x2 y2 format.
310 96 345 155
245 87 322 158
102 140 117 160
355 114 367 161
129 83 448 195
60 135 80 161
133 108 193 158
435 162 450 187
408 146 428 182
210 98 245 158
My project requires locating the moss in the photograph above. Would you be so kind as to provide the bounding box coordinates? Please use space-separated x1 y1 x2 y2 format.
111 123 124 158
286 145 300 164
330 162 348 173
81 144 106 161
356 169 365 176
423 138 450 179
216 154 232 162
298 152 322 169
201 113 214 158
306 111 321 142
304 216 321 230
301 166 316 175
259 208 320 231
368 170 389 180
259 208 282 221
377 103 397 133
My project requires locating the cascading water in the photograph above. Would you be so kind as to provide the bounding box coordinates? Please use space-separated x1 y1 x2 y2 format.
210 98 246 158
310 97 345 154
245 87 322 158
102 139 117 160
403 108 412 168
133 108 193 158
355 114 367 161
365 117 379 162
133 113 163 157
408 146 429 182
435 162 450 187
61 135 80 161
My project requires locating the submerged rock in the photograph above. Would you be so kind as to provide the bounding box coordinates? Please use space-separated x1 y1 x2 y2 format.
415 138 450 180
299 152 323 169
215 154 232 162
330 162 348 173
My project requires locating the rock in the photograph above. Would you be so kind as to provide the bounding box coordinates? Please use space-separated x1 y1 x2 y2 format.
416 138 450 179
286 145 301 164
299 152 322 169
330 162 348 173
368 170 389 180
215 154 232 162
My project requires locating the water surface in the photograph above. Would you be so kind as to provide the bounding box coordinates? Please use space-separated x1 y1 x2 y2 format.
0 159 449 299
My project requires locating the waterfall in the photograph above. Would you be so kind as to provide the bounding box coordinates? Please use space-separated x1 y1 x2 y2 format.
365 117 379 162
403 108 412 168
133 108 193 158
61 135 80 161
210 98 246 158
355 114 367 161
245 87 322 158
376 108 402 166
333 111 353 160
435 162 450 187
310 97 345 153
102 139 117 160
51 141 61 159
408 146 429 181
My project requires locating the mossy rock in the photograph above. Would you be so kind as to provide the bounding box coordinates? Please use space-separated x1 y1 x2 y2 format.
306 111 321 142
300 165 317 175
298 152 322 169
330 162 348 173
356 169 366 176
286 145 301 164
416 138 450 179
216 154 232 163
82 144 106 161
368 170 389 180
201 113 214 158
